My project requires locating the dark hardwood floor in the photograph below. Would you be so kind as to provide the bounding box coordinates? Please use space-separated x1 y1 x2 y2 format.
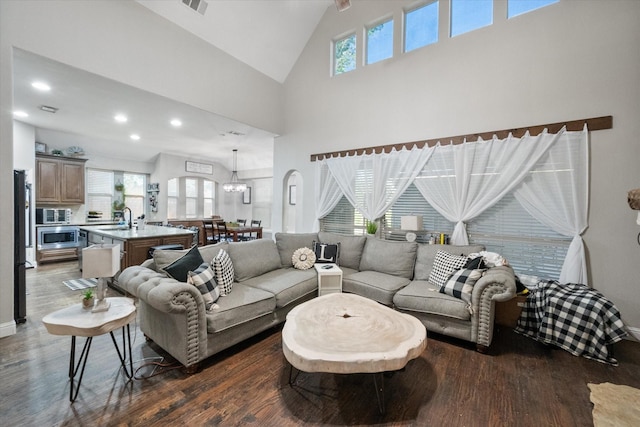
1 261 639 426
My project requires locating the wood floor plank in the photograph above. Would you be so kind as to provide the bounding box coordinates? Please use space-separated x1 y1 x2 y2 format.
1 260 639 426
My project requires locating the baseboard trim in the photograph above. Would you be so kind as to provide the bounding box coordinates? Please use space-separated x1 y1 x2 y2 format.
0 320 17 338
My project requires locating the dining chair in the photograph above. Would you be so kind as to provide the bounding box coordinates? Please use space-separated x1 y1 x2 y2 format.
215 220 230 242
248 219 262 240
236 219 249 241
202 219 216 245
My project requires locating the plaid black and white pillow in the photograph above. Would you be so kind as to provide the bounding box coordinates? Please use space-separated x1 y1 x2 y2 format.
187 262 220 310
213 248 235 295
428 250 469 288
440 268 485 303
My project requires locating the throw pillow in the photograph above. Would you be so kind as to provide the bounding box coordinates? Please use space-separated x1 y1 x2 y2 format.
292 247 316 270
212 248 235 295
162 245 204 282
440 268 486 303
312 241 340 264
187 262 220 310
465 255 486 270
428 250 469 288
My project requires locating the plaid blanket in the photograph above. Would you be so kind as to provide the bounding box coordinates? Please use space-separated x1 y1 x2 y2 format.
515 280 627 365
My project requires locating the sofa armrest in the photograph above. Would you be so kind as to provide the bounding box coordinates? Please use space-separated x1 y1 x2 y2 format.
118 266 206 313
118 266 208 367
470 265 517 348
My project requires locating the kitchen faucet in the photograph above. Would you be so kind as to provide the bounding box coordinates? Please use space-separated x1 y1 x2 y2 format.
122 207 132 229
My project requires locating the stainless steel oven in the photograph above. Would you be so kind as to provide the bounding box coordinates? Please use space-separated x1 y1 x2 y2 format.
37 225 79 250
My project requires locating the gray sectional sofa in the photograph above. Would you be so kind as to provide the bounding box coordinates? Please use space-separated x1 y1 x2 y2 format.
118 231 516 371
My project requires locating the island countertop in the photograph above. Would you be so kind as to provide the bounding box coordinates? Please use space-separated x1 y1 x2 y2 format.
79 224 195 241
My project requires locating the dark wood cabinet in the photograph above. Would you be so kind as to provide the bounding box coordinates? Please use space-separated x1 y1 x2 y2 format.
36 154 87 204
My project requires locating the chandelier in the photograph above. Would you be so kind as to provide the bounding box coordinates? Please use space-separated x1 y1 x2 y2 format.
223 149 247 192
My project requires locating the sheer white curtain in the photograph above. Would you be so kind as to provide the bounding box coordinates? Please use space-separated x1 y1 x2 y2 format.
514 126 589 284
325 145 434 221
313 160 344 231
413 129 565 244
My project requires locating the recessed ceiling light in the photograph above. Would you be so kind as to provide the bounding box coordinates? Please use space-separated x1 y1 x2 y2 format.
114 114 128 123
130 134 140 141
31 81 51 91
13 110 29 118
170 119 182 127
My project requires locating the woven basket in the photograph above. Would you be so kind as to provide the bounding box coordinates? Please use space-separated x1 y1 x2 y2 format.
628 188 640 210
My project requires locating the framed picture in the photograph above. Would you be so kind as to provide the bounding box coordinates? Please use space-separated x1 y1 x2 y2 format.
147 183 160 192
185 160 213 175
35 142 47 153
243 187 252 204
289 185 297 205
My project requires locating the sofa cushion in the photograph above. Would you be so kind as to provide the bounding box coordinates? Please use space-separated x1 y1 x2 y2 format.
153 242 228 271
205 283 276 333
186 262 220 310
242 268 317 308
342 271 410 306
213 249 235 295
275 233 318 268
359 238 418 279
440 268 485 303
318 231 367 270
393 280 471 321
227 239 281 282
162 245 204 282
414 244 485 281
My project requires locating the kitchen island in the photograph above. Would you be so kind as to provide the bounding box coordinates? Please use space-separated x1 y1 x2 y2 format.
79 225 195 272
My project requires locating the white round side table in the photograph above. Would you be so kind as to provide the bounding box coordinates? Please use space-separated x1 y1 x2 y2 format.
42 297 137 403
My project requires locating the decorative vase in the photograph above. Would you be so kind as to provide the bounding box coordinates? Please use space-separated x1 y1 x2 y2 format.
82 297 94 310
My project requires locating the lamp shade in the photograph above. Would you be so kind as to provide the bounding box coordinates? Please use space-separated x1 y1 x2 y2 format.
82 244 120 278
401 215 424 231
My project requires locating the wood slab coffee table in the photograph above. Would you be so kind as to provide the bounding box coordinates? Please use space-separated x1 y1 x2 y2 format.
282 293 426 413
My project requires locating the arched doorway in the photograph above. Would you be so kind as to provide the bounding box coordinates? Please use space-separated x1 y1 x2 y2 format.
283 170 301 233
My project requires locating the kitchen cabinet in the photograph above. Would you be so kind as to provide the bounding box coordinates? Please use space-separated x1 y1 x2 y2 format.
36 154 87 204
37 247 78 263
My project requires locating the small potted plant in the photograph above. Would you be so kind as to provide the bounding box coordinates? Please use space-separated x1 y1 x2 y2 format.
82 290 94 309
366 220 378 236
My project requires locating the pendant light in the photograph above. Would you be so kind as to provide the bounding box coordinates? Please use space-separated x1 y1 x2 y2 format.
223 149 247 192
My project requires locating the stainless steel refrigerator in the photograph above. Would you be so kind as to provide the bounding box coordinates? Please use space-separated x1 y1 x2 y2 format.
14 170 27 323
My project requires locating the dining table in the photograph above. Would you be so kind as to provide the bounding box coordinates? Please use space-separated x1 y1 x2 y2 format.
223 224 263 242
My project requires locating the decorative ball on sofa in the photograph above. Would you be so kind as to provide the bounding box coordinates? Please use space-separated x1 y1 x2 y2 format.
292 247 316 270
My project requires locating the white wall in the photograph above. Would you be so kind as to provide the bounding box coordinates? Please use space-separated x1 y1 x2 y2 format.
0 0 283 336
277 1 640 333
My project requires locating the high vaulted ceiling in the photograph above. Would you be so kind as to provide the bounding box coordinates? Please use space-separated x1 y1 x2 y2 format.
137 0 333 83
13 0 337 172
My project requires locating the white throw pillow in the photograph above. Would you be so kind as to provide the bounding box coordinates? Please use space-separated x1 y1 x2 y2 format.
428 250 469 288
212 249 235 295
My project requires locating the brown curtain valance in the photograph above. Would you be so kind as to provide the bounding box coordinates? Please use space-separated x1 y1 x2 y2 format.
310 115 612 162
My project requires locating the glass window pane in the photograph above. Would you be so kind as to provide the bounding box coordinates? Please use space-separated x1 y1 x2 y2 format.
186 178 197 198
204 199 213 217
87 169 113 194
451 0 493 37
124 196 144 219
167 197 177 219
366 19 393 65
168 178 178 197
508 0 558 18
123 173 144 196
405 1 439 53
334 34 356 75
203 180 213 198
186 198 196 218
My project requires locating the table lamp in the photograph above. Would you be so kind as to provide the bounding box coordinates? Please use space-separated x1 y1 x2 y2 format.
82 244 120 312
401 215 424 242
